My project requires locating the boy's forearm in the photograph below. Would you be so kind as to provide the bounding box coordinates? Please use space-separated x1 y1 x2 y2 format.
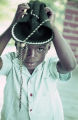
52 26 77 72
0 25 12 55
0 4 29 56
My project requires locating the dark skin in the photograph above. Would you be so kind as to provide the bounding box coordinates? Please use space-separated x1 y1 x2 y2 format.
17 43 51 74
0 3 77 74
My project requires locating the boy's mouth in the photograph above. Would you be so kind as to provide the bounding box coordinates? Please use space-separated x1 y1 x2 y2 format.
25 61 37 67
26 62 35 65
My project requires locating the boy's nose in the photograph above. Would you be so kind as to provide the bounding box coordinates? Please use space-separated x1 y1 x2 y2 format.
27 49 36 57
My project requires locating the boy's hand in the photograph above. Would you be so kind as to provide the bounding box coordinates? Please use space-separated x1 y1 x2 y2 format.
11 3 30 26
45 7 55 26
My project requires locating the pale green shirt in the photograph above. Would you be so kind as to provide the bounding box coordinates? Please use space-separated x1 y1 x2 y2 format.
0 52 71 120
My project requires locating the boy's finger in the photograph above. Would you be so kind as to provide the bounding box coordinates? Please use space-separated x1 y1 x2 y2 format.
45 7 55 18
18 3 30 10
17 4 30 15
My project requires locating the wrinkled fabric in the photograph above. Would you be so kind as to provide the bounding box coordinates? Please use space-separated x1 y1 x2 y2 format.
0 52 71 120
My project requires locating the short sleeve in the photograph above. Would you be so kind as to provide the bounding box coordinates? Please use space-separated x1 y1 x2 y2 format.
49 57 71 81
59 72 71 81
0 52 15 75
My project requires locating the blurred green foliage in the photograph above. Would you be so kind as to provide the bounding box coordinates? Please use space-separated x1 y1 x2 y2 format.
0 0 9 20
0 0 7 4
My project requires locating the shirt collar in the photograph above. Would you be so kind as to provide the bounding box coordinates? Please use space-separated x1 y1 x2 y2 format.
13 57 45 76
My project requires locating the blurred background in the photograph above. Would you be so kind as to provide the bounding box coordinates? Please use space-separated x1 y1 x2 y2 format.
0 0 78 120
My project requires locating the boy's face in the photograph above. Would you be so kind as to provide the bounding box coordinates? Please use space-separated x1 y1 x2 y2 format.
20 43 51 73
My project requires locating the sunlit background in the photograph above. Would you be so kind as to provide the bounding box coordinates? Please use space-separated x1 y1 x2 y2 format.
0 0 78 120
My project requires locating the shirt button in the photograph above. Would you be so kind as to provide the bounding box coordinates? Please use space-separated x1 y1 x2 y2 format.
30 93 33 96
30 109 32 112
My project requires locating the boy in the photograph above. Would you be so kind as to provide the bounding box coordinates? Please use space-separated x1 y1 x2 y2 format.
0 1 76 120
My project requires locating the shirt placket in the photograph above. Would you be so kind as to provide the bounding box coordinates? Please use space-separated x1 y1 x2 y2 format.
27 77 34 117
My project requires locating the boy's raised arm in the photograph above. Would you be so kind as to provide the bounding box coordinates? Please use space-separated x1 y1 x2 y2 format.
52 26 77 73
0 3 30 69
0 3 29 55
0 26 12 55
45 7 77 73
0 19 12 69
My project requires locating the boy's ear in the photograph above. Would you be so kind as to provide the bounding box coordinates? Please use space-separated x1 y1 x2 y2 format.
48 45 51 50
48 42 51 50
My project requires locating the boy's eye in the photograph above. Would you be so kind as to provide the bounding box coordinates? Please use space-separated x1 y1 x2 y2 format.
37 48 44 52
